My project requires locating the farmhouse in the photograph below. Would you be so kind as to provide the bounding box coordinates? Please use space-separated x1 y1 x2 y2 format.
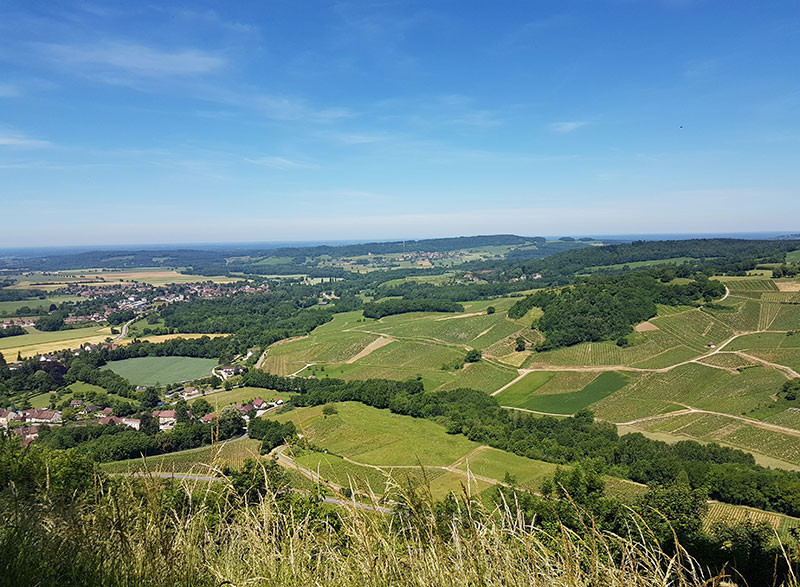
22 409 62 425
201 413 217 424
153 409 177 430
219 365 247 379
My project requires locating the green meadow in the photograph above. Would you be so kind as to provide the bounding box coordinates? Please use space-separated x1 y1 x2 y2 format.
103 356 219 386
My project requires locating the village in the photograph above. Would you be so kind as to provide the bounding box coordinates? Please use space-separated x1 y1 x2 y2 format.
0 392 285 445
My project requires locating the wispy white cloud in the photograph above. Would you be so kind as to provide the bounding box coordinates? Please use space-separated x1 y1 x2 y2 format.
245 156 317 170
209 89 352 124
548 121 588 134
38 41 225 77
334 133 393 145
0 133 51 148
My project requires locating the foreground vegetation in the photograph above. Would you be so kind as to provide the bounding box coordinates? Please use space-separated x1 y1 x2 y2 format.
3 435 800 586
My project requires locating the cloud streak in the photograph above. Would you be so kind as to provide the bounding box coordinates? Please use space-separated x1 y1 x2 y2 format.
38 41 225 77
0 133 51 148
245 156 317 170
549 121 588 133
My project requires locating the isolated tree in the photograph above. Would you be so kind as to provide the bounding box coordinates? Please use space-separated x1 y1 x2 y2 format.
322 403 338 417
487 306 496 315
515 336 526 352
218 405 245 439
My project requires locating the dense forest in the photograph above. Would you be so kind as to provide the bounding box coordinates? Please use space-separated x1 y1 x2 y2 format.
508 271 726 349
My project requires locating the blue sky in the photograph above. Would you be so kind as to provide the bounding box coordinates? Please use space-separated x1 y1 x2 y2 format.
1 1 799 246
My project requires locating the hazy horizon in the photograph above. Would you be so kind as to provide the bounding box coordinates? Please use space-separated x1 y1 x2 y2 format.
1 230 798 258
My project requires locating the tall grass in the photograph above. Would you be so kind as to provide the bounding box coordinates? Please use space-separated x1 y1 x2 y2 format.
3 460 785 587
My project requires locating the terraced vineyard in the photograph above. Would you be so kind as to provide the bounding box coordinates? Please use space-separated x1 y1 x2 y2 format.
704 502 800 542
251 275 800 471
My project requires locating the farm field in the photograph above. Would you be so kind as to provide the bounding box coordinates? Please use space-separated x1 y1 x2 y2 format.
251 274 800 468
0 324 113 361
498 372 630 414
272 402 479 467
13 268 240 288
103 356 219 386
0 295 82 317
265 305 526 393
103 438 262 474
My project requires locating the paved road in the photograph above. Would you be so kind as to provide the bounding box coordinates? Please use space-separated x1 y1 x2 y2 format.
112 318 135 342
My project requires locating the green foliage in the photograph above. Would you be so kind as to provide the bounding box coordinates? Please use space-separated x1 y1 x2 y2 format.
362 298 464 319
107 310 135 325
218 405 245 439
0 325 25 338
464 349 481 363
509 272 725 350
248 418 296 453
33 312 67 332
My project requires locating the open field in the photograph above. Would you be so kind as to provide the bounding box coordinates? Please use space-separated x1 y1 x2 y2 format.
0 324 113 361
274 402 479 467
787 250 800 263
0 295 82 317
454 446 558 491
10 268 241 288
103 356 219 386
498 372 630 414
261 301 537 392
102 438 262 474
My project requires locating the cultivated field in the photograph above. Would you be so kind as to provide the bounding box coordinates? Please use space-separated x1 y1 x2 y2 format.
274 402 479 467
103 356 219 386
103 438 262 474
0 324 113 361
250 274 800 468
497 372 630 414
0 295 82 317
7 268 239 290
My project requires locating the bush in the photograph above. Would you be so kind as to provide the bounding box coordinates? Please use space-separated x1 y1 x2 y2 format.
465 349 481 363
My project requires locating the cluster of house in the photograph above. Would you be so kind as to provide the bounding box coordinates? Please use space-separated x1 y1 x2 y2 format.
236 396 283 420
1 408 63 445
0 393 286 443
64 312 108 324
1 317 37 328
0 408 62 427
